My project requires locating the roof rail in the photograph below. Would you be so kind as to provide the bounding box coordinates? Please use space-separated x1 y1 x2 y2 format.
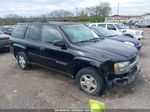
21 20 49 23
21 19 76 23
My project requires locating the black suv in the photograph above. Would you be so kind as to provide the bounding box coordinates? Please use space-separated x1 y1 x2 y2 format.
10 22 140 96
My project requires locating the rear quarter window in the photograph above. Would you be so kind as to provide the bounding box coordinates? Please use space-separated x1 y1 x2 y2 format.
98 24 106 28
12 24 28 38
90 24 96 27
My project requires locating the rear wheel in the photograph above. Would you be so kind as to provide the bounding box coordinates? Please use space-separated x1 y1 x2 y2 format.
17 52 30 70
75 67 105 96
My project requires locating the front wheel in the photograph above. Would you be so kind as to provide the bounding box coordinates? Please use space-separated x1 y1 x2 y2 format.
135 25 139 28
75 67 105 96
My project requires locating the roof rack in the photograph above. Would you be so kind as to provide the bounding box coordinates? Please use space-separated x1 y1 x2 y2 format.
21 18 77 23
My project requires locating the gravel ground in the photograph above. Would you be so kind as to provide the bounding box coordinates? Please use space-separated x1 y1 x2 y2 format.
0 28 150 110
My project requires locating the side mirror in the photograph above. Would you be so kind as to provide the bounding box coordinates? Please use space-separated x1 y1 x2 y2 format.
53 40 67 49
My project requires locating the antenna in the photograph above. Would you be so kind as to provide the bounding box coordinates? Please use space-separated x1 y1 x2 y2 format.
117 2 120 15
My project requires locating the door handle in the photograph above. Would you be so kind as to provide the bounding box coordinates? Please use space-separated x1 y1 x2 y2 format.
40 47 45 51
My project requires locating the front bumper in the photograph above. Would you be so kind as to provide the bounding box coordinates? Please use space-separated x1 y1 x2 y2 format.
134 35 143 40
0 44 9 49
113 61 141 86
106 56 141 87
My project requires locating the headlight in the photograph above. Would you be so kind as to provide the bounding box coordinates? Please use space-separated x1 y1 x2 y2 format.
114 61 130 75
124 42 135 47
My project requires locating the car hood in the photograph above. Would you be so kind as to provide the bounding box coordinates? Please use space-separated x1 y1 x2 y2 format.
109 35 141 46
120 29 143 33
0 34 11 39
111 30 122 35
77 39 138 62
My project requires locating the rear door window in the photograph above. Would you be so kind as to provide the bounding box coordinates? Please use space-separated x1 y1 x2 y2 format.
90 24 96 27
98 24 106 28
25 25 39 41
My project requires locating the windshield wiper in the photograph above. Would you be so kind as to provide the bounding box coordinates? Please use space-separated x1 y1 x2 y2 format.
75 40 90 44
75 38 101 44
88 38 101 42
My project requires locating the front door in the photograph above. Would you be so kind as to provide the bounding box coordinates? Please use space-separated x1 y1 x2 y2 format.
39 25 74 73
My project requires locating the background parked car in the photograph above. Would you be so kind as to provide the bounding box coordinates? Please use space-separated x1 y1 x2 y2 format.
135 19 150 28
0 30 11 51
90 27 142 50
89 23 143 40
1 27 14 35
123 20 138 27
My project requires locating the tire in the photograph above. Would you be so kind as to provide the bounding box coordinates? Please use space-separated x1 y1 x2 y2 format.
17 52 30 70
75 67 105 96
135 25 139 28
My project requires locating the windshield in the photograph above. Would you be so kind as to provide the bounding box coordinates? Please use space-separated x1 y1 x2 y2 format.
61 24 100 43
0 30 4 35
119 23 129 28
115 24 124 29
95 27 117 37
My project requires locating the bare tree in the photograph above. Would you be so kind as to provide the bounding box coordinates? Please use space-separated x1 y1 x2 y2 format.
0 2 111 25
4 14 20 19
48 9 74 18
97 2 111 17
73 2 111 17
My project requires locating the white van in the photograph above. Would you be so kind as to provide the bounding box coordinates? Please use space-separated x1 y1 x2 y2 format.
89 23 144 40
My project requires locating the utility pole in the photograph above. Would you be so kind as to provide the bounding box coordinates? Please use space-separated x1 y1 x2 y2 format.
117 2 120 21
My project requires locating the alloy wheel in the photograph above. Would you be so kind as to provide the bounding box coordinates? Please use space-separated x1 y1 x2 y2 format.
80 74 97 93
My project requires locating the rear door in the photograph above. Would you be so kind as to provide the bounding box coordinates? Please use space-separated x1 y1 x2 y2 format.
23 24 41 64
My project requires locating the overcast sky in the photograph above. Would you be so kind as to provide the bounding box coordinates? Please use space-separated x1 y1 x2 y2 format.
0 0 150 17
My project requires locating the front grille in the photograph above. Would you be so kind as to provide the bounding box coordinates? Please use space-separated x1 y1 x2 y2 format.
130 55 139 69
130 56 137 64
130 65 137 74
